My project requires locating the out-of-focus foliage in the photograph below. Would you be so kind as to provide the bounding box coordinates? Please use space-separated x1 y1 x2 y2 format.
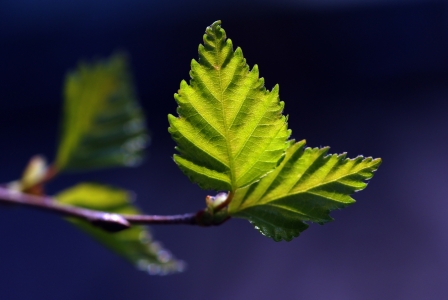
7 156 48 193
55 54 149 172
51 55 184 274
56 183 185 275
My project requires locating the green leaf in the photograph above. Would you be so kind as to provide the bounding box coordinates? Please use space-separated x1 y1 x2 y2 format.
55 54 149 172
229 140 381 242
169 21 290 191
56 183 185 275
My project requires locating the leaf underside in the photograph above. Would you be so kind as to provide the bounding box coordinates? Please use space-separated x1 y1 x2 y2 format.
55 54 149 172
169 20 290 191
229 140 382 242
56 183 185 275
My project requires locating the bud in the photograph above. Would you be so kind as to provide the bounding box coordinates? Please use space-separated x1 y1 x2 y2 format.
205 192 228 210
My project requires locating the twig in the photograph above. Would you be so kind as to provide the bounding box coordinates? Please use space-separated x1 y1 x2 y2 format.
0 186 199 232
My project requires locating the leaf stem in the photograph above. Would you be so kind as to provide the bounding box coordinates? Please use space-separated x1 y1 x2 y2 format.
0 186 201 232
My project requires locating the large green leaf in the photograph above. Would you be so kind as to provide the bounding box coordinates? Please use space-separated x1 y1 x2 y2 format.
169 21 290 191
55 54 149 171
229 140 381 241
56 183 185 275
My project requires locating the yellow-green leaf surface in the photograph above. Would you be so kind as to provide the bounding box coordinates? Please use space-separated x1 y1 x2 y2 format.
169 21 290 191
229 140 381 241
55 54 149 171
56 183 184 275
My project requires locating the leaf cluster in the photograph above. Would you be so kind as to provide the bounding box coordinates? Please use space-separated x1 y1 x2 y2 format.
169 21 381 241
5 21 381 275
10 54 183 275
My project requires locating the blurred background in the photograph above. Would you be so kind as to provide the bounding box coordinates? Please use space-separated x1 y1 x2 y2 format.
1 0 448 299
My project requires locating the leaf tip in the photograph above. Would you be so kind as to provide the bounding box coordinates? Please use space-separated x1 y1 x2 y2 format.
208 20 222 31
205 20 226 42
167 113 176 123
373 157 382 166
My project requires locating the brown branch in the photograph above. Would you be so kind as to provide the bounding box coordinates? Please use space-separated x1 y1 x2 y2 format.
0 186 200 232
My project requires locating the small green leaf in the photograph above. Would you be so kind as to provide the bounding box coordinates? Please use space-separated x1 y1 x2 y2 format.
6 156 48 193
169 21 290 191
229 140 381 242
55 54 149 171
56 183 185 275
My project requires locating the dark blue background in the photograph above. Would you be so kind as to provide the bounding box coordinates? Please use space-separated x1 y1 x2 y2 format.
1 0 448 299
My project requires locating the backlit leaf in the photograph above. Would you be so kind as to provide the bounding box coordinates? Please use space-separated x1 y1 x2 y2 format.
55 54 149 171
169 21 290 191
56 183 185 275
229 140 381 241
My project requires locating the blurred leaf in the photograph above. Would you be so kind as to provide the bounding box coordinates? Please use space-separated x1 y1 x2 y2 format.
20 155 48 191
7 156 48 194
229 140 381 242
169 21 290 191
56 183 185 275
55 54 149 172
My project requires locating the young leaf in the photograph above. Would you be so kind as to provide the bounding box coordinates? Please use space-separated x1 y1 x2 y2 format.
169 21 290 191
229 140 381 242
55 54 149 172
56 183 184 275
7 156 48 194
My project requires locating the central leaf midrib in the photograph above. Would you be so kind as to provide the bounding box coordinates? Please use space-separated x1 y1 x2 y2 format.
214 42 236 190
